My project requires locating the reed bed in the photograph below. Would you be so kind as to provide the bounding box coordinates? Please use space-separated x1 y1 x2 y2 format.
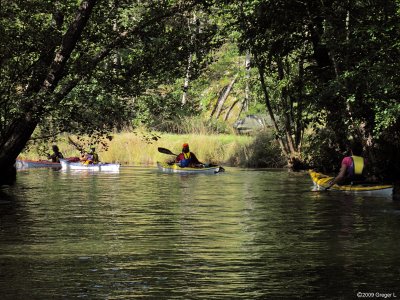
102 132 253 166
19 131 255 166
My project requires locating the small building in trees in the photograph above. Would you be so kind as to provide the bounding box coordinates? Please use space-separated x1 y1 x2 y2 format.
233 115 267 134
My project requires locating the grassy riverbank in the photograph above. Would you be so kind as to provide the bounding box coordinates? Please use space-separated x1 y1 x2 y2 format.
19 131 258 166
102 131 254 166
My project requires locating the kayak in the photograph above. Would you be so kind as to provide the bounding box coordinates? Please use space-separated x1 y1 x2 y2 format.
16 157 80 169
15 159 61 169
309 170 393 197
60 159 120 172
157 162 223 174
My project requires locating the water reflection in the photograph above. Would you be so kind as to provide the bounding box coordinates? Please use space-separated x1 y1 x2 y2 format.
0 168 399 299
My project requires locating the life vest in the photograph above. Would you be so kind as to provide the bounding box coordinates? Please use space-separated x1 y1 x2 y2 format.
348 155 364 178
84 153 99 164
180 152 191 167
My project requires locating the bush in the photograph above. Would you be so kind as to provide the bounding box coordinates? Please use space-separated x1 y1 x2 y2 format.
228 130 286 168
302 128 346 173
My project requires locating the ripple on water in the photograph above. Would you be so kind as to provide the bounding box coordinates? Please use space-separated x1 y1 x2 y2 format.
0 168 399 298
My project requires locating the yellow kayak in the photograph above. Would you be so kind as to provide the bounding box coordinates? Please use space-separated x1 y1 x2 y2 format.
309 170 393 196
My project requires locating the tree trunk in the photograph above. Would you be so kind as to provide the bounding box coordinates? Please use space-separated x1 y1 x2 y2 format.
234 50 251 119
224 99 240 121
214 74 237 119
41 0 98 94
0 0 98 185
244 50 251 112
181 53 192 106
236 99 247 121
256 58 289 158
0 117 38 185
182 13 198 106
276 57 297 155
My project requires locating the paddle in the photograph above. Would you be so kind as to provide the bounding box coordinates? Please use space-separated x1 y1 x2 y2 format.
158 147 178 156
68 136 85 154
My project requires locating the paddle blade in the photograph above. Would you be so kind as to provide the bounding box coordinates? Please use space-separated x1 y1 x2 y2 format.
158 147 177 156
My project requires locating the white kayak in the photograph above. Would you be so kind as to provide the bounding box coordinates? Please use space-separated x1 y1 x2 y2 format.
60 159 120 172
157 162 223 174
16 159 61 169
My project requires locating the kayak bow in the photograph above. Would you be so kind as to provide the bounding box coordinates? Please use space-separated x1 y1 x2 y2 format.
15 159 61 169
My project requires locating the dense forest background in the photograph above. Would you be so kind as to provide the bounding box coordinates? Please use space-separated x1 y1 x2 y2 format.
1 0 400 185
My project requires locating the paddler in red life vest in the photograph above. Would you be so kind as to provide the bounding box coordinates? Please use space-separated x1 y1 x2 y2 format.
326 141 366 190
175 143 203 167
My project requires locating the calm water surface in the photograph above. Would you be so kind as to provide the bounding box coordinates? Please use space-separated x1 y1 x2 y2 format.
0 167 399 299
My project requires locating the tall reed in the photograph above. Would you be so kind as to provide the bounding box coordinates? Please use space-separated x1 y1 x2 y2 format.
101 131 253 165
18 131 253 166
19 129 285 168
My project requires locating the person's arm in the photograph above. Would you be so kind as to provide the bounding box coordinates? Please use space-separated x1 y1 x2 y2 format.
326 163 347 190
175 153 182 162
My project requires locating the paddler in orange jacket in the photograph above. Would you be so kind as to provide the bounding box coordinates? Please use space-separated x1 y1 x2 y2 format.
175 143 202 167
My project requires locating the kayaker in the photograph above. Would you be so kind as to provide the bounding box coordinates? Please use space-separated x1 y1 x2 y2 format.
81 147 99 164
89 147 99 164
47 145 64 162
175 143 202 167
326 141 366 190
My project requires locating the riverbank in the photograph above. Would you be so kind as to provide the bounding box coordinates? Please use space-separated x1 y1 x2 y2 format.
102 131 254 166
19 131 266 167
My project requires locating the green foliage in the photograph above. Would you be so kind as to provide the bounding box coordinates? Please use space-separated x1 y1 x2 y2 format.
228 130 286 168
368 124 400 181
132 40 263 131
0 0 221 162
211 0 400 176
374 101 400 136
302 128 344 174
2 0 400 182
184 42 247 115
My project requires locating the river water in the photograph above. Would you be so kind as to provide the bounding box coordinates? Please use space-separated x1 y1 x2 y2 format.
0 167 399 299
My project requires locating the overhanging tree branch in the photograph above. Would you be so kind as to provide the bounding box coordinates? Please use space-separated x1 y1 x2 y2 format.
41 0 98 94
52 1 201 106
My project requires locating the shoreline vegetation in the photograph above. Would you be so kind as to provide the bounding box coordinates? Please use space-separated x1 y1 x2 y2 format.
18 130 286 168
